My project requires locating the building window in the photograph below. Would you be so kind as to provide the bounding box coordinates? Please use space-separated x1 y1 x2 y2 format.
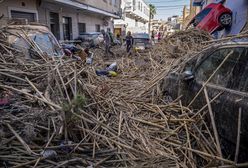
78 23 86 35
135 20 138 27
11 10 36 22
95 24 101 32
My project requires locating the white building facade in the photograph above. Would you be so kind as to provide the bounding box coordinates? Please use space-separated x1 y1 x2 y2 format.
114 0 149 37
0 0 121 41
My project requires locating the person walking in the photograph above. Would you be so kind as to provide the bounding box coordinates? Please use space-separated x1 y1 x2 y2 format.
158 32 161 42
101 29 114 58
125 31 133 54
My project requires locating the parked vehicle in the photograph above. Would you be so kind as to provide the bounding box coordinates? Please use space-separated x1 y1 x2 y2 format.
132 33 152 52
163 39 248 162
4 24 64 59
77 32 104 48
187 3 232 34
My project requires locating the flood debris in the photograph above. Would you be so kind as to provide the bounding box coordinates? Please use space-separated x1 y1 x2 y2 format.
0 27 247 168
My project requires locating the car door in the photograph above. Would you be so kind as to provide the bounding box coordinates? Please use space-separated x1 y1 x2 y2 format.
180 46 248 162
195 8 212 31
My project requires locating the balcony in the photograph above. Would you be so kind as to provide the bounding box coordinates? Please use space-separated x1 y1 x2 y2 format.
124 1 149 23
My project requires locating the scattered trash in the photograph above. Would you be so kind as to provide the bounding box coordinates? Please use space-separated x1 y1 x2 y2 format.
106 62 117 71
96 62 118 77
41 150 57 159
59 140 73 153
0 98 9 106
96 70 117 77
86 50 94 64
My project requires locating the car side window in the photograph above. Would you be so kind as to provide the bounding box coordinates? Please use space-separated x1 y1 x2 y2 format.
194 47 247 90
194 8 212 26
236 48 248 92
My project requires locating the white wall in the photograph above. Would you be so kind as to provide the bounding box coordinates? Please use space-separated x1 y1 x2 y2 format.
38 1 113 40
125 17 148 33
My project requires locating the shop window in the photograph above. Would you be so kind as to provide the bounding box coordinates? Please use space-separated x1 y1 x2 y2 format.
78 23 86 35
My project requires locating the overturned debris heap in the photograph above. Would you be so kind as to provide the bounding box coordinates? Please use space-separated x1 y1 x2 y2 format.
0 28 245 168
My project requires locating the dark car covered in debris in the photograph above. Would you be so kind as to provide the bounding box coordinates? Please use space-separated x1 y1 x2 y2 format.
162 39 248 162
3 24 64 59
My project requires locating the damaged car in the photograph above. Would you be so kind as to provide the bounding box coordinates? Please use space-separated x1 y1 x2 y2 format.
187 3 232 34
163 39 248 162
2 24 64 59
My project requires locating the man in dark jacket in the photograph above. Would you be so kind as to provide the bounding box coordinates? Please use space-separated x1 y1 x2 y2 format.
126 31 133 54
101 29 114 58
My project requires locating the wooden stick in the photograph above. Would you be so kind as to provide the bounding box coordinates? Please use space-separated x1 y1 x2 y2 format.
203 87 223 159
235 107 242 163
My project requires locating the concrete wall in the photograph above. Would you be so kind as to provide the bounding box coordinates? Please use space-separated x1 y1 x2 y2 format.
76 0 121 14
125 17 148 33
78 13 108 33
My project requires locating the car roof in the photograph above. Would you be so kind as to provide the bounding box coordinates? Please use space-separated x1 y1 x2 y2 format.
213 38 248 47
3 25 50 33
80 32 101 35
133 33 150 39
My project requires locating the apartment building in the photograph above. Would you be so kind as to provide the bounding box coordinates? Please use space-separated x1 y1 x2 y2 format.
114 0 149 36
0 0 121 40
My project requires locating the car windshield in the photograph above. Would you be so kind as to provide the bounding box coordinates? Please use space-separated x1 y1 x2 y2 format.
133 33 150 45
133 33 150 39
133 38 149 44
8 29 63 58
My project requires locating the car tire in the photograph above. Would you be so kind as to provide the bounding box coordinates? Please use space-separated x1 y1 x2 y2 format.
219 13 232 27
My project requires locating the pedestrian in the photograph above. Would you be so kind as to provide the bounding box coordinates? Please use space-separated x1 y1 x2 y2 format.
151 30 155 42
125 31 133 54
116 33 122 45
101 29 114 58
158 32 161 42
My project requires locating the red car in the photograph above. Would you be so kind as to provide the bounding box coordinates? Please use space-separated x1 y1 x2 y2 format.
188 3 232 34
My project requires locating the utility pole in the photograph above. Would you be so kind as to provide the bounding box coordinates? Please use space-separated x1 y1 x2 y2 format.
148 8 151 35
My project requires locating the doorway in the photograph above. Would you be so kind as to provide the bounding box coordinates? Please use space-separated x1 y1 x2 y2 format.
62 17 72 40
50 12 60 40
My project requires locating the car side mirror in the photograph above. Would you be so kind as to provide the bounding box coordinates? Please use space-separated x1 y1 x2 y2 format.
181 70 194 81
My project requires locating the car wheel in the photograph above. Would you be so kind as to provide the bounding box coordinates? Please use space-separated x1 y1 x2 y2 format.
219 13 232 27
